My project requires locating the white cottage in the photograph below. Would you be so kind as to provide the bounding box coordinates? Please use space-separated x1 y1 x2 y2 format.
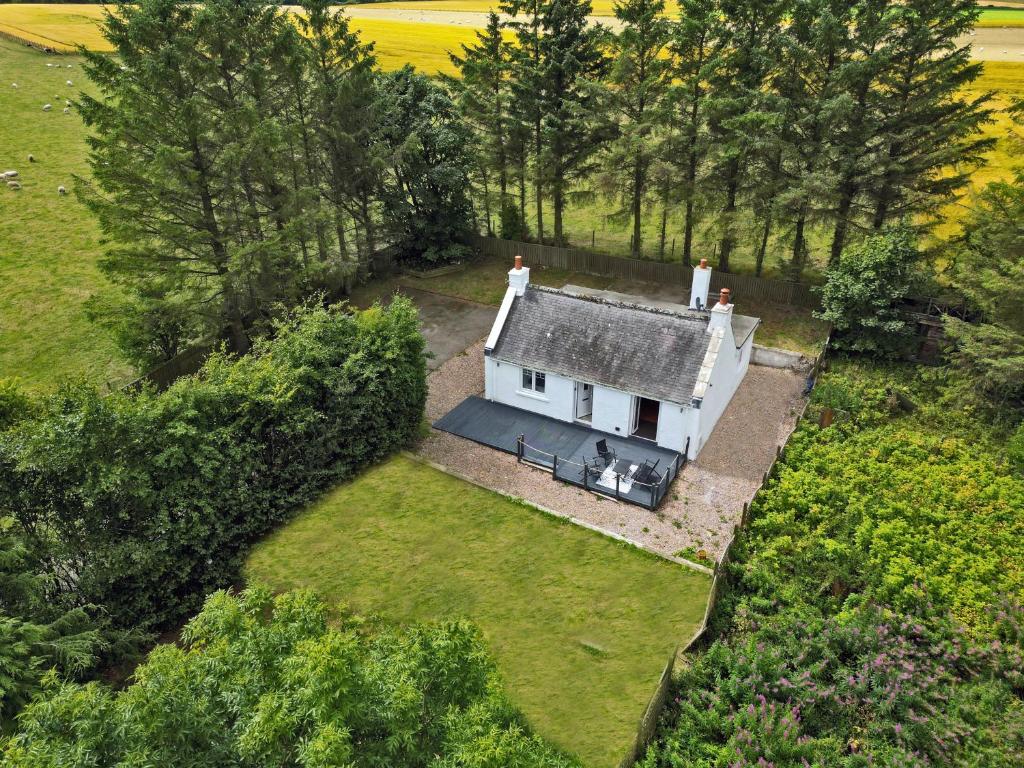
482 257 759 460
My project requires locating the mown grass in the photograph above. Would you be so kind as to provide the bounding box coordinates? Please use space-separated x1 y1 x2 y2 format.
245 455 711 768
0 39 132 389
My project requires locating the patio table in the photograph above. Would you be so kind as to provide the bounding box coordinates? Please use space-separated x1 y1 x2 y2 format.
597 462 638 493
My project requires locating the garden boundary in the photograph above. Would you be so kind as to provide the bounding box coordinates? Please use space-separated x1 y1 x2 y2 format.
617 330 832 768
470 234 822 310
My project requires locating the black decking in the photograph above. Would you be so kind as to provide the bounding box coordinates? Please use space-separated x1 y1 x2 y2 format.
433 396 684 509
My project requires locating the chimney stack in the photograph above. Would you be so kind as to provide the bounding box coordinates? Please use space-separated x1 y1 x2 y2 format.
508 255 530 296
708 287 734 334
689 258 711 310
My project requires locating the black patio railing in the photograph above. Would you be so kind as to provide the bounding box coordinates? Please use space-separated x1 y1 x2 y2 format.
516 434 688 510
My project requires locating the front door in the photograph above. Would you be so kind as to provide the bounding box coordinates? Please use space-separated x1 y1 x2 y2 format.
575 382 593 422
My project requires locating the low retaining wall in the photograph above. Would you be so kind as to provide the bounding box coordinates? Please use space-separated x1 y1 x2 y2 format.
751 344 813 372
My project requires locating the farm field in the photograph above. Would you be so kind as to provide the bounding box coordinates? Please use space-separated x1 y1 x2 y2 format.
0 38 131 389
245 455 711 767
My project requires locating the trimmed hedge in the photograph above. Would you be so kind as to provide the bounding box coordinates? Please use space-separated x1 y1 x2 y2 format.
0 298 426 633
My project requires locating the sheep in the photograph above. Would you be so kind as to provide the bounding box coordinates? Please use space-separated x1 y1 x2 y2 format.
63 107 70 114
66 64 72 69
66 80 73 86
42 104 52 111
2 171 18 179
58 185 67 196
7 181 21 191
65 100 71 106
11 83 17 89
28 154 34 163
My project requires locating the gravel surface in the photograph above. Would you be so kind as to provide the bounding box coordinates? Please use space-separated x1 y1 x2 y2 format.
418 339 807 562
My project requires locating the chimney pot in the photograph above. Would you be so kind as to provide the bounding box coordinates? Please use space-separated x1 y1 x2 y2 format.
718 288 731 306
514 254 522 270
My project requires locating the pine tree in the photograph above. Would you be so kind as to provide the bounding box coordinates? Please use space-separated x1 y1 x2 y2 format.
703 0 789 272
448 12 516 237
866 0 993 231
668 0 727 267
502 0 547 241
825 0 890 266
298 0 380 277
771 0 857 277
603 0 672 258
539 0 611 246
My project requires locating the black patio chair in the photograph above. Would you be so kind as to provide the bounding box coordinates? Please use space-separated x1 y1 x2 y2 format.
596 439 616 467
579 456 603 482
633 458 661 486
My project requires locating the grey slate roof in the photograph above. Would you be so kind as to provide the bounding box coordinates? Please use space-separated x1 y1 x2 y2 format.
490 287 713 404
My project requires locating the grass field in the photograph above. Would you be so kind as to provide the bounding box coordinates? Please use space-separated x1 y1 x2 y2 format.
0 39 132 389
245 455 711 767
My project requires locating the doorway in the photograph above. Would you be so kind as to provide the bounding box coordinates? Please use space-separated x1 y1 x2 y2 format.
574 381 593 422
631 397 660 441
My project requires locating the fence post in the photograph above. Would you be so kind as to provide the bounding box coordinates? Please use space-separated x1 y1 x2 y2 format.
552 455 558 479
517 434 524 463
616 473 621 500
583 463 589 490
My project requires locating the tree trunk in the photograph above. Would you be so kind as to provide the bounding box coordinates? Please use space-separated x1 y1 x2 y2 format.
718 160 739 273
658 203 668 261
791 209 807 280
631 151 644 258
534 116 544 243
830 177 857 265
553 173 565 247
755 211 772 277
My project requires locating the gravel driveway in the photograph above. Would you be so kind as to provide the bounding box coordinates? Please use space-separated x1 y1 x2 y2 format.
417 338 807 563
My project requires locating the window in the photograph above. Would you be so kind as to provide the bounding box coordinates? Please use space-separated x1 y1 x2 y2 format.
521 368 546 394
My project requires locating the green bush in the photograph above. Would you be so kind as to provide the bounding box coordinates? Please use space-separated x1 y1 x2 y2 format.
816 226 920 357
2 587 578 768
0 298 426 637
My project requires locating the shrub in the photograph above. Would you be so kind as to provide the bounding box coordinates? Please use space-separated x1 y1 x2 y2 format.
816 226 920 357
2 587 579 768
642 604 1024 768
0 299 427 636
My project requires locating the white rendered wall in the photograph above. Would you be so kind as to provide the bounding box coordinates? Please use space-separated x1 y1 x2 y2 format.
693 327 748 455
655 402 689 454
488 361 575 422
591 385 633 436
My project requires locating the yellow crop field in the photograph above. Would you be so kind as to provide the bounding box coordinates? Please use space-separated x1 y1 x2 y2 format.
0 4 482 74
0 4 110 52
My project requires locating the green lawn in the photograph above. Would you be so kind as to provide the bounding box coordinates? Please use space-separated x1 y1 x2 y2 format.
0 39 132 389
245 455 711 767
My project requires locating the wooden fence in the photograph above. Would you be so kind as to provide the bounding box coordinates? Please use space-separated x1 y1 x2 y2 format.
470 235 822 310
618 332 831 767
617 646 679 768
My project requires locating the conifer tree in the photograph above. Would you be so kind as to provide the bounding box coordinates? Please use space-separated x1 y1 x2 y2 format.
603 0 672 258
449 12 517 237
703 0 789 272
502 0 547 241
668 0 727 267
539 0 611 245
866 0 992 231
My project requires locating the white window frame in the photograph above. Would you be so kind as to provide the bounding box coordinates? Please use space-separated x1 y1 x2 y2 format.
520 368 546 395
